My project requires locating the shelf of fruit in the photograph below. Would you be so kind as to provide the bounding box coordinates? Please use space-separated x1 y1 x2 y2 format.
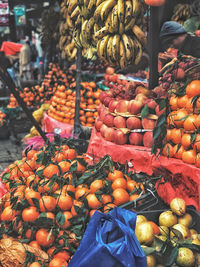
47 81 102 127
0 140 157 266
95 69 165 147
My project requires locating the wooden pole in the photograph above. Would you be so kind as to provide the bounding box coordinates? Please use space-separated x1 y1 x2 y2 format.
73 48 82 136
148 6 159 89
0 69 48 143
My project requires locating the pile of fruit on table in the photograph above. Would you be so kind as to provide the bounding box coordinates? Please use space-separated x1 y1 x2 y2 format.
0 140 150 266
136 198 200 267
48 81 102 127
163 78 200 167
95 71 165 147
0 110 6 126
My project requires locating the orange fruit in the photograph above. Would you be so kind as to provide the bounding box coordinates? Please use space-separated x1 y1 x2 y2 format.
54 152 64 163
38 178 59 193
148 221 160 235
86 193 102 209
107 170 124 181
57 211 72 229
75 187 89 200
103 203 116 213
29 262 41 267
49 257 68 267
101 194 112 204
71 160 86 173
174 109 188 128
58 161 71 173
27 150 37 160
113 188 130 206
90 180 104 193
90 209 97 217
195 153 200 167
71 200 82 216
57 194 73 211
36 229 55 247
194 134 200 152
39 196 57 212
47 246 56 256
64 149 77 160
182 150 196 164
130 194 140 201
170 128 183 144
169 95 178 110
177 95 189 109
166 129 172 141
62 184 76 194
181 134 192 148
39 212 55 222
25 190 40 206
162 143 174 158
29 240 41 249
22 207 39 222
186 80 200 97
23 160 36 172
183 114 198 131
127 180 137 192
173 145 185 159
1 206 15 221
112 178 127 190
43 164 59 179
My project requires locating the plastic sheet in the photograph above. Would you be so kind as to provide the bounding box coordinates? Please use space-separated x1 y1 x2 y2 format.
69 207 147 267
87 128 200 211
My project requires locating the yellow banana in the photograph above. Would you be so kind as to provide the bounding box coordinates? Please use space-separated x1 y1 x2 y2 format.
134 38 142 65
112 34 120 61
132 25 147 46
100 0 116 21
94 26 109 39
111 5 119 33
119 22 124 35
84 0 90 7
71 6 80 19
132 0 140 16
119 40 126 69
96 0 105 6
124 17 135 31
122 33 132 61
88 0 96 12
124 1 133 25
106 36 114 64
73 29 82 48
68 0 78 15
117 0 124 23
98 35 110 60
85 17 95 41
81 6 90 19
105 12 114 33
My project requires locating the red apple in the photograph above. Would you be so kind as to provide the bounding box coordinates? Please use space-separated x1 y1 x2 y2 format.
143 132 154 148
126 117 142 130
104 127 115 142
100 124 108 137
103 97 112 107
155 106 166 116
173 68 185 81
114 130 128 145
142 118 156 130
114 116 126 128
99 91 108 102
115 100 129 113
145 99 157 110
108 100 119 113
106 67 115 75
99 109 108 121
128 100 143 115
129 133 143 145
103 114 114 127
95 120 103 132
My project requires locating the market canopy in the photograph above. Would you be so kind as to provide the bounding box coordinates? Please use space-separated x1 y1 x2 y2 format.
0 41 23 56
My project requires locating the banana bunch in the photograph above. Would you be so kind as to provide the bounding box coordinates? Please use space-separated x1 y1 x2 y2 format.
171 4 191 25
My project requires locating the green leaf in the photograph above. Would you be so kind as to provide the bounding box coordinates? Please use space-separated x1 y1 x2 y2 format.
141 105 149 119
163 245 179 266
157 114 166 127
191 132 197 145
56 212 65 226
67 191 75 199
47 228 53 241
153 127 161 140
31 198 40 210
70 161 78 172
141 246 156 256
1 172 10 183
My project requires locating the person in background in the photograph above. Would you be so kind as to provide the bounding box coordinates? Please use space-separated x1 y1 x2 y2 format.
184 0 200 34
160 21 200 58
35 31 44 80
19 41 32 81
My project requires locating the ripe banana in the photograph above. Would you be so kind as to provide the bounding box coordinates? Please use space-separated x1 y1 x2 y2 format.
85 17 95 41
112 34 120 61
106 36 114 64
88 0 96 12
111 5 119 33
132 0 140 16
122 33 132 62
119 22 125 35
73 29 82 48
124 1 133 25
71 6 80 20
100 0 117 21
94 2 105 22
125 17 135 31
134 38 142 65
105 12 114 33
94 26 109 39
119 40 126 69
117 0 124 23
98 35 109 60
96 0 105 7
68 0 78 15
132 25 146 46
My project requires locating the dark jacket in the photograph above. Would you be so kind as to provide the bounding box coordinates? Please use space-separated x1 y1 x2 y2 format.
180 34 200 58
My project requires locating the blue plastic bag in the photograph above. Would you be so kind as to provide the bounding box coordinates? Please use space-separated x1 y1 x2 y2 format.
68 207 147 267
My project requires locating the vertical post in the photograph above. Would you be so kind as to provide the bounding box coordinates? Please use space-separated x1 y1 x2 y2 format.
73 48 82 136
148 6 159 89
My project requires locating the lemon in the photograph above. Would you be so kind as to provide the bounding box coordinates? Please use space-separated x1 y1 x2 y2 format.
176 247 195 267
170 198 186 216
159 210 177 227
135 222 154 245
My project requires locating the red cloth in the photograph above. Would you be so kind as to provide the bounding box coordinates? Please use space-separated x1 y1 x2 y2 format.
43 112 73 135
1 41 23 56
87 128 200 211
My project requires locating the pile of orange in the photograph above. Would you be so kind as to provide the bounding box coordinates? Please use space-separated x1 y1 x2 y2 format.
164 80 200 167
0 142 145 266
48 81 102 127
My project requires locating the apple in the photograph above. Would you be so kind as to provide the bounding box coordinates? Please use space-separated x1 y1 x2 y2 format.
128 100 143 115
114 130 128 145
135 93 147 104
103 114 114 127
145 99 158 110
115 100 129 113
129 133 143 145
104 127 115 142
106 67 115 75
114 116 126 128
126 117 142 130
108 100 119 113
173 68 185 81
100 124 108 137
99 109 108 121
99 91 108 102
95 120 103 132
135 86 150 96
155 106 166 117
143 132 154 148
103 97 112 107
142 118 156 130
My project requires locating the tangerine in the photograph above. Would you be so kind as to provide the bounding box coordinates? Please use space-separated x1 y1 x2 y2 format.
90 180 104 193
182 150 196 164
86 193 102 209
36 229 55 247
113 188 130 206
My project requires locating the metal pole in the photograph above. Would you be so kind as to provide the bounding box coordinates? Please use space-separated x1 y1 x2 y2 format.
0 69 48 143
73 48 82 136
148 6 159 89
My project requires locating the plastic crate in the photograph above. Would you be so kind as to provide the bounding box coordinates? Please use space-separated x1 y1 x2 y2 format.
138 207 200 232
